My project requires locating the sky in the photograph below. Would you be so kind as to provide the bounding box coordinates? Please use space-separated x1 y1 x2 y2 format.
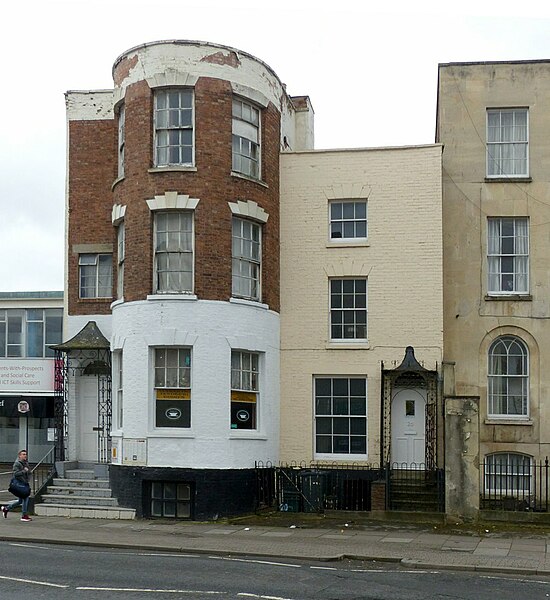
1 0 550 292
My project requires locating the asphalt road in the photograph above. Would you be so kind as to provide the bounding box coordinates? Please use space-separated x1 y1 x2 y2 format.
1 541 550 599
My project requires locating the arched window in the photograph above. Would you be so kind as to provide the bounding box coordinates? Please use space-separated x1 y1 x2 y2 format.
484 453 532 494
488 336 528 417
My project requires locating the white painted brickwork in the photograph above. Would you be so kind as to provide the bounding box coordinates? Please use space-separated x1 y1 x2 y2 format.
279 145 444 463
107 298 280 469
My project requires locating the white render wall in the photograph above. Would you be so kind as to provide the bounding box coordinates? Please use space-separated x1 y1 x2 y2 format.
110 298 280 469
279 145 444 463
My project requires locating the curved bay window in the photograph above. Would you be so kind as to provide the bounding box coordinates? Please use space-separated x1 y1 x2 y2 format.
488 336 528 418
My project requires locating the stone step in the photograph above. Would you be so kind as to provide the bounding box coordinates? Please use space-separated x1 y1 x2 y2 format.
41 494 118 507
52 478 110 489
64 469 96 480
34 503 135 520
47 486 113 498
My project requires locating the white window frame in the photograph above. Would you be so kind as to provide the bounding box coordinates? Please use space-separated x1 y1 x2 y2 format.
232 98 261 179
114 350 123 430
488 336 529 418
117 222 125 299
232 218 261 301
487 217 529 295
154 211 194 294
79 253 113 299
484 452 532 494
154 347 192 429
154 89 194 167
329 200 367 241
230 350 259 430
486 108 529 178
118 104 125 178
329 278 367 341
314 376 368 458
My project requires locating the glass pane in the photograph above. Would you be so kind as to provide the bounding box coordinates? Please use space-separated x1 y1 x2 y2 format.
316 417 332 434
316 435 332 453
315 378 331 396
26 321 43 358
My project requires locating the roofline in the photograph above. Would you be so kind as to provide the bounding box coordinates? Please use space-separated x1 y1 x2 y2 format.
439 59 550 68
112 39 284 88
0 291 63 299
281 143 443 156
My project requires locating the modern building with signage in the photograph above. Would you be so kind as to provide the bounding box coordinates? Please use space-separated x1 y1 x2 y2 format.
0 291 63 463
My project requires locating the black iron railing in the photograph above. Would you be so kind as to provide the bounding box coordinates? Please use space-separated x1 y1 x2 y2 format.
386 462 445 512
256 461 386 513
256 461 445 514
31 446 57 499
480 457 549 512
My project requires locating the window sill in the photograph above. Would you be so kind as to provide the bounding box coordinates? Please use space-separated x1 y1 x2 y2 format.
148 166 197 173
327 240 370 248
485 177 532 183
111 175 125 190
229 432 268 440
148 431 196 438
325 341 370 350
78 297 113 303
229 297 269 310
147 294 198 301
485 294 532 302
231 171 268 188
484 418 533 426
315 453 369 461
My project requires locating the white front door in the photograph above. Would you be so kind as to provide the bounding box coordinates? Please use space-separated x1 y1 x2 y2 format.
391 388 426 467
77 375 99 462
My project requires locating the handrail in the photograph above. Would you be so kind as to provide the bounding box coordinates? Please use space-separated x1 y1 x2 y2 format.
31 446 56 474
31 446 57 499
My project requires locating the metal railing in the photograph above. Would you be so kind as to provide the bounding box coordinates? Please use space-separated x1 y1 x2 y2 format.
386 462 445 512
31 446 57 499
256 461 384 513
480 457 549 512
256 461 446 514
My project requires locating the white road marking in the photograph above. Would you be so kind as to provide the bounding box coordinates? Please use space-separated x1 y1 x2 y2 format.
209 556 301 568
309 566 338 571
481 575 550 585
0 574 69 588
136 552 201 558
237 594 296 600
9 542 53 550
77 587 223 594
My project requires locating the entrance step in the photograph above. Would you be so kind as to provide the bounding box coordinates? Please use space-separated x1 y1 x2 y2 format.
34 503 135 520
34 462 135 520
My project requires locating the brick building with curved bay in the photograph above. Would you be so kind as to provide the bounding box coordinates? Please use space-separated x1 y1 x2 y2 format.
49 39 444 520
56 40 314 519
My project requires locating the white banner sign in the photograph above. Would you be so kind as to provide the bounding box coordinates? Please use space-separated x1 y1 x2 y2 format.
0 359 55 394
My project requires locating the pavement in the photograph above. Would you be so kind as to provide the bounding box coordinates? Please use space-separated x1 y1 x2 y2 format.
2 505 550 576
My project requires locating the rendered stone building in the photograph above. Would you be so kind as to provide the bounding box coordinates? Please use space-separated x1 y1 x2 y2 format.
437 60 550 516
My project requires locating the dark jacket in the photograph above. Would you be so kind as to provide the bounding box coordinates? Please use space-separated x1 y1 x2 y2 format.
12 458 30 483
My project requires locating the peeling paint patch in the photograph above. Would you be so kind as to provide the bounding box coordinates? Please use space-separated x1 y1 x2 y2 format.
114 54 139 85
201 50 241 68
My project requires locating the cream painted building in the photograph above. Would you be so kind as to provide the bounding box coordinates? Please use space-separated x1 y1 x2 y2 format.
437 60 550 511
279 145 443 467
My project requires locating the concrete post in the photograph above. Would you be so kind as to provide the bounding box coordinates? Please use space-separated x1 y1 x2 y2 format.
445 396 480 522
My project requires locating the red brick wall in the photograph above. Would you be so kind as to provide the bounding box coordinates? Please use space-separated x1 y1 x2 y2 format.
68 77 281 316
108 76 281 310
67 119 117 315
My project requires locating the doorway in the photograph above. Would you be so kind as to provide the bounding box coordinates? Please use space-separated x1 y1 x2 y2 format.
391 388 426 467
